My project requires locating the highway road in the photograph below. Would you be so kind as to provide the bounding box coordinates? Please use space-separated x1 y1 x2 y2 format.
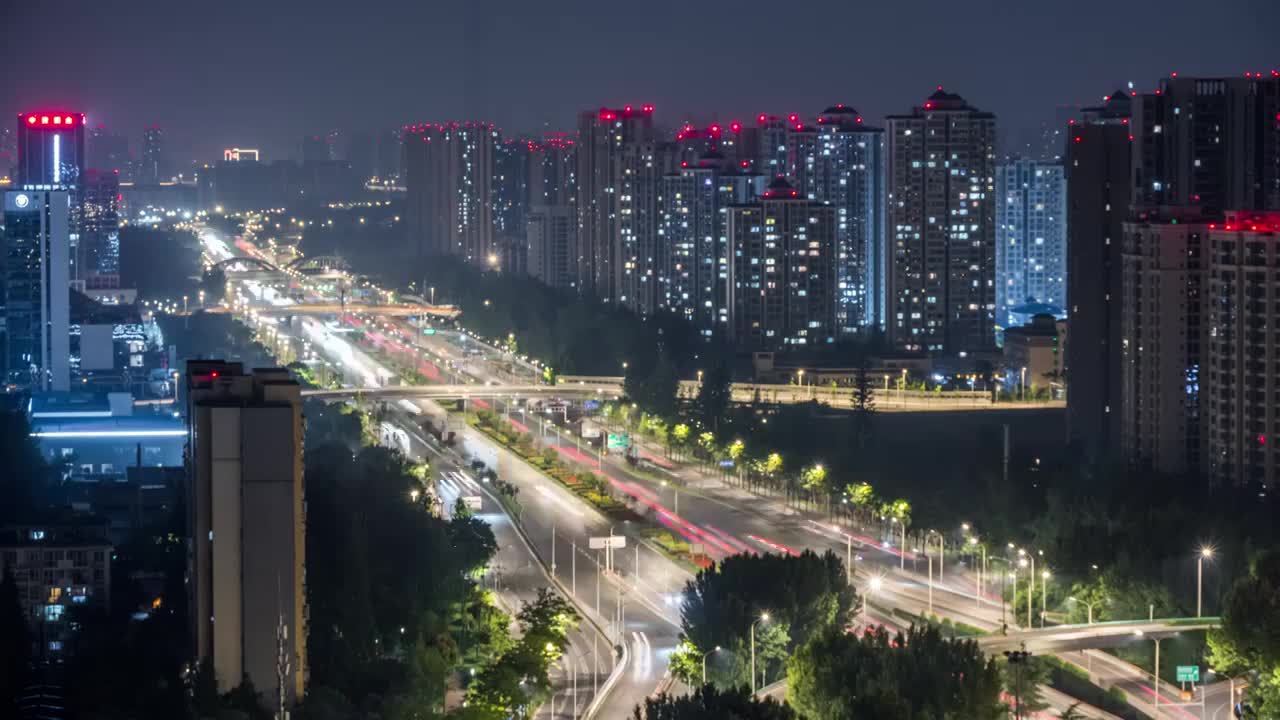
510 403 1233 719
390 400 686 719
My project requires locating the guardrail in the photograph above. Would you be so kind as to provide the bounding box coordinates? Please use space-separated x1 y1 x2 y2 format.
468 458 629 720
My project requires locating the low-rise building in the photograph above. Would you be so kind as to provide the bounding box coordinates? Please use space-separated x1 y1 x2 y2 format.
0 514 112 657
1003 313 1065 396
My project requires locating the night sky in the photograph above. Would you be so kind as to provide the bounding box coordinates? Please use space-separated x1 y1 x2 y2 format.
4 0 1276 164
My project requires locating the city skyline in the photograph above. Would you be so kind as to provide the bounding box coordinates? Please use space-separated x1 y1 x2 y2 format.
3 0 1276 163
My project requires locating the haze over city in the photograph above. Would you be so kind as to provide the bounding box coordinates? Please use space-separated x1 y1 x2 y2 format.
4 0 1277 161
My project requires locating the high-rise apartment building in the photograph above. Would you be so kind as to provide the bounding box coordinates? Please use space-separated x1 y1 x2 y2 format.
525 135 577 289
1065 91 1133 458
808 105 886 333
1118 209 1280 488
526 205 575 290
886 89 998 354
403 122 498 264
574 105 665 312
185 360 306 704
1203 211 1280 486
140 125 165 184
658 151 763 335
494 139 532 272
1119 210 1206 478
995 158 1066 332
3 190 71 391
726 177 837 348
1133 74 1280 216
81 169 121 288
756 115 790 179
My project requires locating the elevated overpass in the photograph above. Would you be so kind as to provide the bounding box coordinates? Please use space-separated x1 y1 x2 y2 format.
258 303 461 318
205 303 462 319
556 375 1063 411
302 383 621 401
977 617 1221 655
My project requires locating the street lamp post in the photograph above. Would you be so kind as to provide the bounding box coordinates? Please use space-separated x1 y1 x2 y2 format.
1005 569 1016 631
923 550 934 614
701 645 721 685
750 613 770 695
968 536 986 607
890 517 905 570
1211 669 1237 714
1018 550 1036 628
1040 570 1050 627
1197 547 1213 617
927 529 945 581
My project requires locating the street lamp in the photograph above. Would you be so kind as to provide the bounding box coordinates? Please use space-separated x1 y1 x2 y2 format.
1209 668 1238 714
926 529 945 581
1069 596 1098 625
701 645 721 684
889 517 905 569
968 536 986 607
1197 546 1214 617
1040 570 1050 627
1017 549 1036 628
1135 630 1163 718
409 489 420 503
750 613 770 695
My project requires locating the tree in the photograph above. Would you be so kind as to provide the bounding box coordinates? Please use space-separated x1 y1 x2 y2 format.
1004 654 1052 718
695 361 734 431
633 686 796 720
679 551 856 687
1208 548 1280 717
0 573 30 715
850 358 875 448
464 589 579 718
787 625 1005 720
0 409 49 522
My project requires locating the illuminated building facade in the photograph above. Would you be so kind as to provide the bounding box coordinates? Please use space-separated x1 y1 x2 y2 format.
574 104 665 311
726 177 837 348
886 89 998 354
81 169 121 288
16 112 86 189
995 158 1066 332
403 122 498 264
806 106 886 333
658 151 763 335
3 189 71 392
525 134 577 289
1133 74 1280 215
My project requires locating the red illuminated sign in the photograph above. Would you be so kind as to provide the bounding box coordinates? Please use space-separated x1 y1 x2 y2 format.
20 112 82 129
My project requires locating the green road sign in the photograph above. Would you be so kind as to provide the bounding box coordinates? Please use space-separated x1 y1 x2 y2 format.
1176 665 1199 683
607 433 631 450
422 328 437 335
